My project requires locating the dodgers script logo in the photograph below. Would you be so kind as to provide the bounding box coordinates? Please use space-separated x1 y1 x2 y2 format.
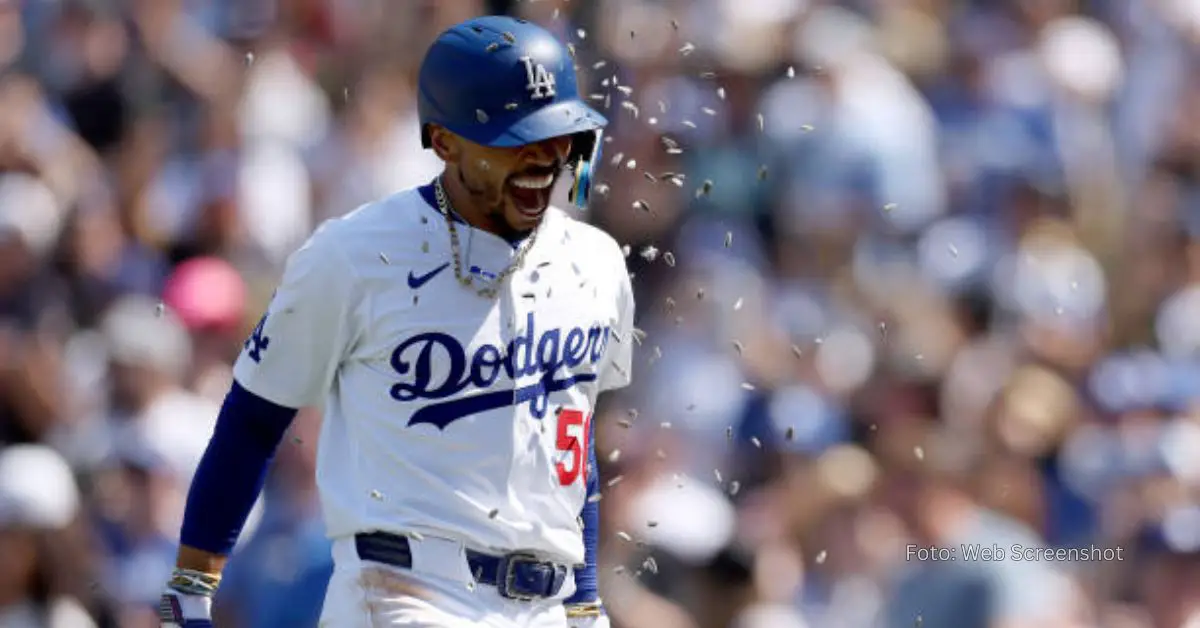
390 313 610 429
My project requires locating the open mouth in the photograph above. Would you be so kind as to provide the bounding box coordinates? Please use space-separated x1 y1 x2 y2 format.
507 166 558 217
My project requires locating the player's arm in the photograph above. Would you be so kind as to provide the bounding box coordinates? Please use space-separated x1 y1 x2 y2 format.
566 245 636 627
160 229 359 628
565 422 604 624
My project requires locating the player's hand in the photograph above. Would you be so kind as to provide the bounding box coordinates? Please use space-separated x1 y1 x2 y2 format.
158 587 213 628
566 603 611 628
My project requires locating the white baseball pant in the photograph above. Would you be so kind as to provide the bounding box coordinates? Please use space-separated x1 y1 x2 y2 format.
318 535 572 628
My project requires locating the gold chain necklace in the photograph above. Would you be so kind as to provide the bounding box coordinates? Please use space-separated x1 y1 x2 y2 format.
434 176 541 299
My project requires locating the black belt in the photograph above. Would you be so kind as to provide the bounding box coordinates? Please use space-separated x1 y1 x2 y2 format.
354 531 570 601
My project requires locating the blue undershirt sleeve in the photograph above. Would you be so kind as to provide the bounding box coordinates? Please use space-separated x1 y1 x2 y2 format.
179 380 298 555
566 418 601 605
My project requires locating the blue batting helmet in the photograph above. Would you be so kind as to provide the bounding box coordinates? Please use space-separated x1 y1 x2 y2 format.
417 15 607 209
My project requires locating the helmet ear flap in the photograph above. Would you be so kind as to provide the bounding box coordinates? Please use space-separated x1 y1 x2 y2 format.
568 130 603 209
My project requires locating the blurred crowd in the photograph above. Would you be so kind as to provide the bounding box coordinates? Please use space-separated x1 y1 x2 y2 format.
2 0 1200 626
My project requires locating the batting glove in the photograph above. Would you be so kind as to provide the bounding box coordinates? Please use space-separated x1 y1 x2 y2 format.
158 569 218 628
566 601 611 628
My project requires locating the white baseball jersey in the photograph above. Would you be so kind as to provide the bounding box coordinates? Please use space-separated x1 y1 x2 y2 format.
232 185 634 567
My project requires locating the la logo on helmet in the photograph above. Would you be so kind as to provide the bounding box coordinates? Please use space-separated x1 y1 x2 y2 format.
520 56 556 100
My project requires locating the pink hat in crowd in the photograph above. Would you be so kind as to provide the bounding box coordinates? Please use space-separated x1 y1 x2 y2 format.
161 257 247 334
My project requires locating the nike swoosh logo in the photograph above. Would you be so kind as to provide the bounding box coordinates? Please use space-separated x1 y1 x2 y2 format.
407 263 450 289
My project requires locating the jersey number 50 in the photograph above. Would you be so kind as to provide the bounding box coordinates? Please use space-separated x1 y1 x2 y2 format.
555 409 592 486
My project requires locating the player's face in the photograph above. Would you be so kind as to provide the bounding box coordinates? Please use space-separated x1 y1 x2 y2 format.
433 127 573 236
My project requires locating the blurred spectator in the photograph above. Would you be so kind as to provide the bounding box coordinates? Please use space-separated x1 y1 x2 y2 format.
0 445 98 628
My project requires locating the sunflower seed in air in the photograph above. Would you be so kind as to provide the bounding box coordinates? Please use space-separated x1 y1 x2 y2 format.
729 481 741 495
608 449 622 463
682 120 697 129
741 382 755 390
786 427 795 441
643 172 657 183
671 19 679 30
576 28 587 39
506 102 519 111
422 241 430 253
633 200 651 212
643 556 659 574
717 87 726 100
734 297 743 310
486 42 500 52
488 508 500 519
750 437 762 448
757 113 764 133
787 65 796 78
758 165 768 181
607 476 624 487
697 180 713 197
696 288 705 300
701 107 717 116
732 340 744 354
680 42 695 55
663 252 675 267
593 61 607 70
476 109 489 123
625 159 637 169
816 550 828 564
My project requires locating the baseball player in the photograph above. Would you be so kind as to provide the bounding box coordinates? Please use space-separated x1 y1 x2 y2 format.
159 15 632 628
